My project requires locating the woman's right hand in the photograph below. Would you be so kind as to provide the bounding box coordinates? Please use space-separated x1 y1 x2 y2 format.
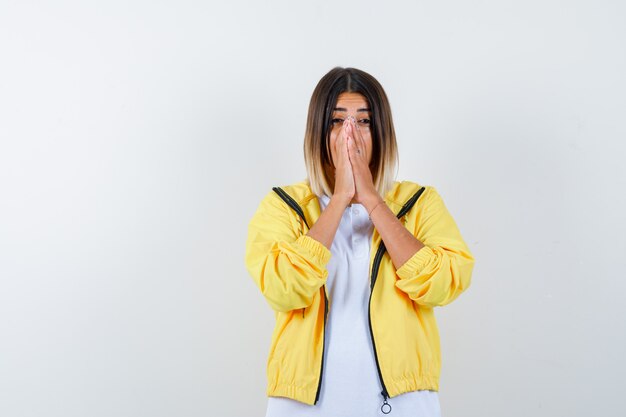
333 118 356 205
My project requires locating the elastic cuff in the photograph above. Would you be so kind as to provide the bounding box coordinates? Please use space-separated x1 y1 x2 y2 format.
295 234 332 265
396 245 435 280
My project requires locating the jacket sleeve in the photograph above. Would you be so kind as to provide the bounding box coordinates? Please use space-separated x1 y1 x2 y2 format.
394 186 475 308
244 190 332 313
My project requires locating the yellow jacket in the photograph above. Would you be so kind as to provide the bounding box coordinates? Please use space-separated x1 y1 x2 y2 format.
244 179 475 409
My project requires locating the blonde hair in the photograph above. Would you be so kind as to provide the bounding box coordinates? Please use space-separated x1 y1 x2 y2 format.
302 67 399 199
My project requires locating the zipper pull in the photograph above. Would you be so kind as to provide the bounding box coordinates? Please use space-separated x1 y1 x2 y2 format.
380 390 392 414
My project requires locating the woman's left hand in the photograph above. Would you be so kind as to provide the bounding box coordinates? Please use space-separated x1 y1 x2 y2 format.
345 117 380 205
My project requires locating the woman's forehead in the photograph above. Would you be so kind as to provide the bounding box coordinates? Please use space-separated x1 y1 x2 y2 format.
334 92 370 112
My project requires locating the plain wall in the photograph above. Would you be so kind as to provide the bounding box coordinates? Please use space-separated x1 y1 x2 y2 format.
1 1 625 416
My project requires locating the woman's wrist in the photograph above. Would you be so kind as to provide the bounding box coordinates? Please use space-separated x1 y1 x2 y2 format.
363 193 384 213
330 192 353 209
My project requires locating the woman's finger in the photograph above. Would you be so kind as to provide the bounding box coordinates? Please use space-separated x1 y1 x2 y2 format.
338 120 350 162
347 118 363 159
354 117 365 145
347 135 357 166
353 118 366 156
345 125 353 158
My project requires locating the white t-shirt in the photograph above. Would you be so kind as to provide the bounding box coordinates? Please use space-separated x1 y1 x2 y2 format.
265 194 442 417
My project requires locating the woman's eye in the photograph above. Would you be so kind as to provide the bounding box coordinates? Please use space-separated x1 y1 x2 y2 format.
330 118 369 127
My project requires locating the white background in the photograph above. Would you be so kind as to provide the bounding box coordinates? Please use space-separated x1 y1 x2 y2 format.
1 1 625 416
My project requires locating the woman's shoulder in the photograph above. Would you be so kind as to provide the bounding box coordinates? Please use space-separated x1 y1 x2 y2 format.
391 179 437 203
269 179 313 204
254 178 315 214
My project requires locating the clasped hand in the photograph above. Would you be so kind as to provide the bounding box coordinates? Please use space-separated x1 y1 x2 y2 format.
339 116 379 206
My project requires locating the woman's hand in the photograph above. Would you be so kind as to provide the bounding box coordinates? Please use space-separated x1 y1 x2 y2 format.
346 117 379 205
333 118 356 204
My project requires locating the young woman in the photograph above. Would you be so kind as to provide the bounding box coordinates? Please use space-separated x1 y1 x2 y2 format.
245 67 475 416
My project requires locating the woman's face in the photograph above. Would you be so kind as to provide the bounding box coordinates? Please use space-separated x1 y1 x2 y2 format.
328 92 373 172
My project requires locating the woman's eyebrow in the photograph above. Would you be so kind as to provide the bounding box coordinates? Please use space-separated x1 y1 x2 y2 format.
333 107 371 112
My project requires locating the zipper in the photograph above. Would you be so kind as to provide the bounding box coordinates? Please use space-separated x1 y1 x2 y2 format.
314 285 328 404
367 185 426 415
369 240 392 414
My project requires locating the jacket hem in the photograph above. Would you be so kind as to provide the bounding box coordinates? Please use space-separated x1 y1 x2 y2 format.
267 382 317 406
266 375 440 405
387 374 440 398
